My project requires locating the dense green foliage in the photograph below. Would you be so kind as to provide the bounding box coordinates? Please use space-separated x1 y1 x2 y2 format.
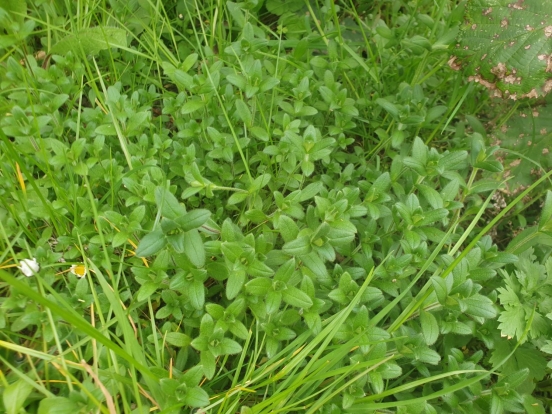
0 0 551 413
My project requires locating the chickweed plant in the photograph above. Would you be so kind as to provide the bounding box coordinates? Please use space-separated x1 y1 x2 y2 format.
1 0 551 413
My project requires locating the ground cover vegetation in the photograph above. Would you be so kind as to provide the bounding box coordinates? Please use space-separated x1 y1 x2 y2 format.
0 0 552 412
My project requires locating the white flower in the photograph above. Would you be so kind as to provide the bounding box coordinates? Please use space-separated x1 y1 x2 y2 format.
70 264 87 278
18 258 40 277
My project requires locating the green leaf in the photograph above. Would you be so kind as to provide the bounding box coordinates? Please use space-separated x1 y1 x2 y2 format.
523 395 546 414
181 53 198 72
265 0 304 15
249 174 271 192
235 99 252 125
181 99 206 114
507 226 541 254
417 184 444 209
3 379 33 414
462 294 497 319
278 215 300 242
169 68 194 90
227 192 249 205
417 208 448 226
282 286 313 309
227 268 246 299
411 137 428 166
539 191 552 231
496 368 529 390
455 0 552 100
220 337 243 354
1 0 27 24
227 73 247 89
175 209 211 231
51 27 127 56
184 229 205 268
413 346 441 365
226 1 245 27
245 277 272 296
161 218 180 234
38 397 80 414
498 307 526 341
135 231 167 257
181 365 204 387
244 209 267 223
183 386 210 408
439 151 468 170
136 282 159 302
94 124 117 135
266 291 282 314
112 231 129 247
282 236 312 256
155 186 187 220
274 258 296 282
167 233 185 253
201 351 216 379
259 76 280 93
299 182 324 202
247 260 274 278
420 309 439 346
379 363 402 379
430 276 448 305
165 332 191 347
250 126 269 141
188 280 205 310
491 393 503 414
474 159 503 172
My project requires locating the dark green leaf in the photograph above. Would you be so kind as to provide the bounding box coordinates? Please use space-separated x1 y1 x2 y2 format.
279 215 300 242
227 192 249 205
181 53 198 71
155 186 186 220
420 309 439 346
94 124 116 135
175 209 211 231
167 233 185 253
235 99 252 125
183 386 209 408
226 1 245 27
220 337 242 354
462 294 497 319
282 286 313 309
227 268 246 299
539 191 552 231
249 174 271 192
430 276 448 305
136 282 159 302
201 351 216 379
184 229 205 268
414 346 441 365
245 277 272 296
181 99 205 114
282 236 312 256
188 280 205 310
136 231 167 257
417 208 448 226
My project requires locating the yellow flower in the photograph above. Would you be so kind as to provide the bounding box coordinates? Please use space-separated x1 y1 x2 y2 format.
70 264 87 278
